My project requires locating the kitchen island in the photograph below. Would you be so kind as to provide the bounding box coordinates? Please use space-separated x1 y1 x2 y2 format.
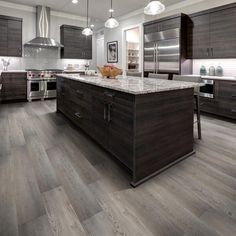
56 74 201 186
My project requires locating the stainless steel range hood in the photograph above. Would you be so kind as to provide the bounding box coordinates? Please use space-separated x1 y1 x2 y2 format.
24 6 63 48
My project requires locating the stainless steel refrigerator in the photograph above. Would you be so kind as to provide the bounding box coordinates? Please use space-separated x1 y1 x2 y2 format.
144 28 180 76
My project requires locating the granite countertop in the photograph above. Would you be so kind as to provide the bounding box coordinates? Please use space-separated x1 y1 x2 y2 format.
57 74 202 95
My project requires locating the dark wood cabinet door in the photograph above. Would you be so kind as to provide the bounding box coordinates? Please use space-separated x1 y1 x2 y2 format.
187 13 210 59
107 92 134 169
0 19 8 56
210 6 236 58
7 20 22 57
1 72 26 101
60 25 92 59
144 22 159 34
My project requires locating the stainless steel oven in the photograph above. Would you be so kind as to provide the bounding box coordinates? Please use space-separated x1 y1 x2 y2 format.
27 70 62 102
45 79 57 99
200 79 214 98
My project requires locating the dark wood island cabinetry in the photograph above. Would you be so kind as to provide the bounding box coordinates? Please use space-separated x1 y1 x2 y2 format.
57 75 200 186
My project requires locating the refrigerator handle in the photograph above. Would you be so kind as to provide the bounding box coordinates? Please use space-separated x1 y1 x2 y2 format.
156 43 158 74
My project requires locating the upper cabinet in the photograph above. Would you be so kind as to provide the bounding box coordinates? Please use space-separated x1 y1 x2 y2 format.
0 15 22 57
187 3 236 59
60 25 92 59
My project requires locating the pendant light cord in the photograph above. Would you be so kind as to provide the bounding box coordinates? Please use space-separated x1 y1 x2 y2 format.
87 0 89 27
111 0 113 17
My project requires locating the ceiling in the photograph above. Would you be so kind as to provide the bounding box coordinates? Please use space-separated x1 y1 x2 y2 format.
6 0 185 21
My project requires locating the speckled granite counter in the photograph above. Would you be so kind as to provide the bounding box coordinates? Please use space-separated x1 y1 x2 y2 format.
56 74 202 95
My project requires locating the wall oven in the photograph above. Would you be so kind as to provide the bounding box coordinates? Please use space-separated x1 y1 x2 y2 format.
199 79 214 99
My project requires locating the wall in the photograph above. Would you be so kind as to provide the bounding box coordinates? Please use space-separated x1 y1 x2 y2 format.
103 0 236 75
0 3 96 70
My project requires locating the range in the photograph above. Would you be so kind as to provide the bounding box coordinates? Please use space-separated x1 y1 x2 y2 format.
27 69 63 102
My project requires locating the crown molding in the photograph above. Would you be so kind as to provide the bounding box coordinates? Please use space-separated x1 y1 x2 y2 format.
0 0 87 22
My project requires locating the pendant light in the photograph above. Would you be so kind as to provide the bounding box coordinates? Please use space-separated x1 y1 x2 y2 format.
144 0 165 15
82 0 93 36
105 0 119 29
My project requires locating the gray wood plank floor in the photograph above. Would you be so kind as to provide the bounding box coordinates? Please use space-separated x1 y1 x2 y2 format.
0 100 236 236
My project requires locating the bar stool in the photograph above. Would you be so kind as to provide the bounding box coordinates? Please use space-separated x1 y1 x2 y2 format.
126 72 142 77
148 73 169 80
173 75 202 140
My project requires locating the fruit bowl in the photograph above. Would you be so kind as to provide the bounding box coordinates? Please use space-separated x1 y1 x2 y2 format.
97 65 123 79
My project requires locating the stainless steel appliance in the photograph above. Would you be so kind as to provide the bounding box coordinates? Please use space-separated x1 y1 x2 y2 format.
144 28 180 76
27 69 63 102
24 6 63 48
199 79 214 98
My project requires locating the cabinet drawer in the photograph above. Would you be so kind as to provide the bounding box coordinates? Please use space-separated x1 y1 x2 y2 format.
219 101 236 119
200 97 219 114
216 81 236 100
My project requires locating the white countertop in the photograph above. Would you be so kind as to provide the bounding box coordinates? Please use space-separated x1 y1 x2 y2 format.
57 74 202 95
186 74 236 81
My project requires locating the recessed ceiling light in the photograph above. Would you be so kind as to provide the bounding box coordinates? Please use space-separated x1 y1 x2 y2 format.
72 0 78 4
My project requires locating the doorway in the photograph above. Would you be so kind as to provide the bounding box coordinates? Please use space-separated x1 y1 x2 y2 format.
123 26 142 74
96 36 105 67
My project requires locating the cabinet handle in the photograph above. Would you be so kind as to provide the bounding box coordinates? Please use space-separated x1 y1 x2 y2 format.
211 48 213 57
75 112 82 118
104 104 107 121
107 104 112 123
206 48 209 57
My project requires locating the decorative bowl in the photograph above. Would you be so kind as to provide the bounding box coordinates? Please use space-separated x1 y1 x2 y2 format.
97 65 123 79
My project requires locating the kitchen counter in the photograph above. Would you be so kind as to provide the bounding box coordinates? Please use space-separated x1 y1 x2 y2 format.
56 74 201 95
186 74 236 81
57 74 197 186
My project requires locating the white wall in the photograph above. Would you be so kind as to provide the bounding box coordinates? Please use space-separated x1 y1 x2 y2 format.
102 0 236 75
0 3 97 70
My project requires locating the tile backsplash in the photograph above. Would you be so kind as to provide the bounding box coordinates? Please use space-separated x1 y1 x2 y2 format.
193 59 236 77
0 47 91 71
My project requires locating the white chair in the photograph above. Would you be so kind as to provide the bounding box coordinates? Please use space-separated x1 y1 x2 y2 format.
173 75 202 140
127 72 142 77
148 73 169 80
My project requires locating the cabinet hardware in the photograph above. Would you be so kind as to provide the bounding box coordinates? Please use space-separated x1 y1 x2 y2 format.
75 112 82 118
211 48 213 57
107 104 112 122
104 104 108 121
207 48 209 57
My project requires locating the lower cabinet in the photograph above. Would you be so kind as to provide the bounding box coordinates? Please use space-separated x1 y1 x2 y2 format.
0 72 27 101
200 80 236 119
57 77 134 169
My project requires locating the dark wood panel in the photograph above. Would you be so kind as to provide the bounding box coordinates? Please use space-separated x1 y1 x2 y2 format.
187 13 210 59
1 72 27 101
60 25 92 59
133 89 194 184
210 6 236 58
0 15 22 57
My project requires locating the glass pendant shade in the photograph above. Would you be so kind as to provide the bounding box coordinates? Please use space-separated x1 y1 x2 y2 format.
144 1 165 15
82 27 93 36
105 0 119 29
105 17 119 29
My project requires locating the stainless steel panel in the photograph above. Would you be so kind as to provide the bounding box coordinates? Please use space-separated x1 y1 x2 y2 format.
144 42 156 73
144 28 180 43
157 38 180 73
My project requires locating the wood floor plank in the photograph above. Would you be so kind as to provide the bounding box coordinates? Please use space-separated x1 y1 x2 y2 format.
12 146 46 225
42 187 87 236
19 215 53 236
0 152 18 236
46 146 102 222
26 135 60 193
